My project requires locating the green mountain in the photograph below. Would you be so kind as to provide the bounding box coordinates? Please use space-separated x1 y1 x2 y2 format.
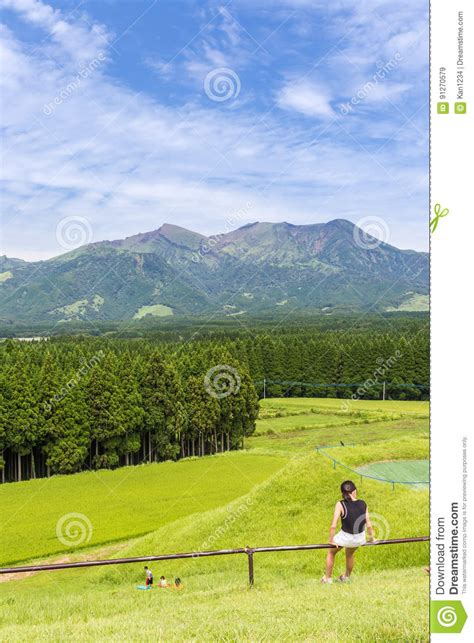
0 220 428 322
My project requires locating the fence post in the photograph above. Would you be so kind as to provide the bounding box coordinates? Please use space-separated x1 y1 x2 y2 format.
246 546 254 587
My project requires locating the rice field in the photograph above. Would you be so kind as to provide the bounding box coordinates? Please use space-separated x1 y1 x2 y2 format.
0 398 429 641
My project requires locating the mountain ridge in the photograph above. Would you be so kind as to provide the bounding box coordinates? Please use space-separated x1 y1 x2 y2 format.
0 219 429 322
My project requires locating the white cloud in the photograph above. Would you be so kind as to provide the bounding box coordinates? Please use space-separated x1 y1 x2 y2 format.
0 0 428 259
0 0 111 63
277 80 334 118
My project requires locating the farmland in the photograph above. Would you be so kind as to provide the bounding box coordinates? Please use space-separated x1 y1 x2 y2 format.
0 398 429 641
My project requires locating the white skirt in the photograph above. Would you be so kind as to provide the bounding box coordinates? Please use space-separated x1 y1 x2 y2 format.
333 530 366 548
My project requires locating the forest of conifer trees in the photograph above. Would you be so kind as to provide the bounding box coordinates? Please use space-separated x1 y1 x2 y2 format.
0 323 429 483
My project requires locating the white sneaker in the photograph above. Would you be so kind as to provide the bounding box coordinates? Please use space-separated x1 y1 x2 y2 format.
320 576 333 584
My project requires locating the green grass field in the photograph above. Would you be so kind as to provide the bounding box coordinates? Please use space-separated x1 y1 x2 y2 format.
258 398 428 417
248 397 428 454
0 453 285 566
133 304 173 319
0 398 429 641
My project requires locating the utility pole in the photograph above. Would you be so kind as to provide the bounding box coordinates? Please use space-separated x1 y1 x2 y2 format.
263 378 266 399
382 381 386 401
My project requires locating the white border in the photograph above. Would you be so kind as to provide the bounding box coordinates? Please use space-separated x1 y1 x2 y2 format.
431 0 473 638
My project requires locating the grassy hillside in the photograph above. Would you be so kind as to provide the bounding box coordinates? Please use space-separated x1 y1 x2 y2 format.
133 304 173 318
0 568 428 641
0 398 429 641
249 397 428 453
101 438 428 576
0 453 286 566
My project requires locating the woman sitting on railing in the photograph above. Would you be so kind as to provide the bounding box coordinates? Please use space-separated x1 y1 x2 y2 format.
321 480 375 584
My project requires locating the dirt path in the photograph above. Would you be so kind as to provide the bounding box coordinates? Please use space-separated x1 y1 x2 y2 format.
0 540 132 583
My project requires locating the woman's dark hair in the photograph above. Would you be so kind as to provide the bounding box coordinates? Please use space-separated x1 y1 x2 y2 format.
341 480 357 501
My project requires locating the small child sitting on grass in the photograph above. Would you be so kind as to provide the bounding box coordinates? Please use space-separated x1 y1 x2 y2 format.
144 566 153 587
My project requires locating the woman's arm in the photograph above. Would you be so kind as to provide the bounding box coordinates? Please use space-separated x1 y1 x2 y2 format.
328 501 343 544
366 509 376 542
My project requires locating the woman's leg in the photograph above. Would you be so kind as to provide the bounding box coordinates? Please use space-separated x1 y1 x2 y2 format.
324 546 341 578
345 547 358 577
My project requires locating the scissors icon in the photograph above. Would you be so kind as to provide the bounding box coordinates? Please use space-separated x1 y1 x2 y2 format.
430 203 449 233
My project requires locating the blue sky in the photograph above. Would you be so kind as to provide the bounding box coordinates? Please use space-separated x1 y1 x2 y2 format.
0 0 429 260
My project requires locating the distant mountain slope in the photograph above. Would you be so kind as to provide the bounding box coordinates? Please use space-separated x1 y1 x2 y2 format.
0 221 428 322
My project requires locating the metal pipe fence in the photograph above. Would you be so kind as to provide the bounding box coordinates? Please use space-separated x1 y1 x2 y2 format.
0 537 429 586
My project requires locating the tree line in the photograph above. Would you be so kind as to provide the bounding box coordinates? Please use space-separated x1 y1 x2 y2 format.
0 324 428 483
0 341 258 483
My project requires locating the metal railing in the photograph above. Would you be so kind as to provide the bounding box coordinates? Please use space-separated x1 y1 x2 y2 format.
0 537 429 586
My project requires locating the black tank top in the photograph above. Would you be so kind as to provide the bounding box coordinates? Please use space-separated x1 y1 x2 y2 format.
340 499 367 534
